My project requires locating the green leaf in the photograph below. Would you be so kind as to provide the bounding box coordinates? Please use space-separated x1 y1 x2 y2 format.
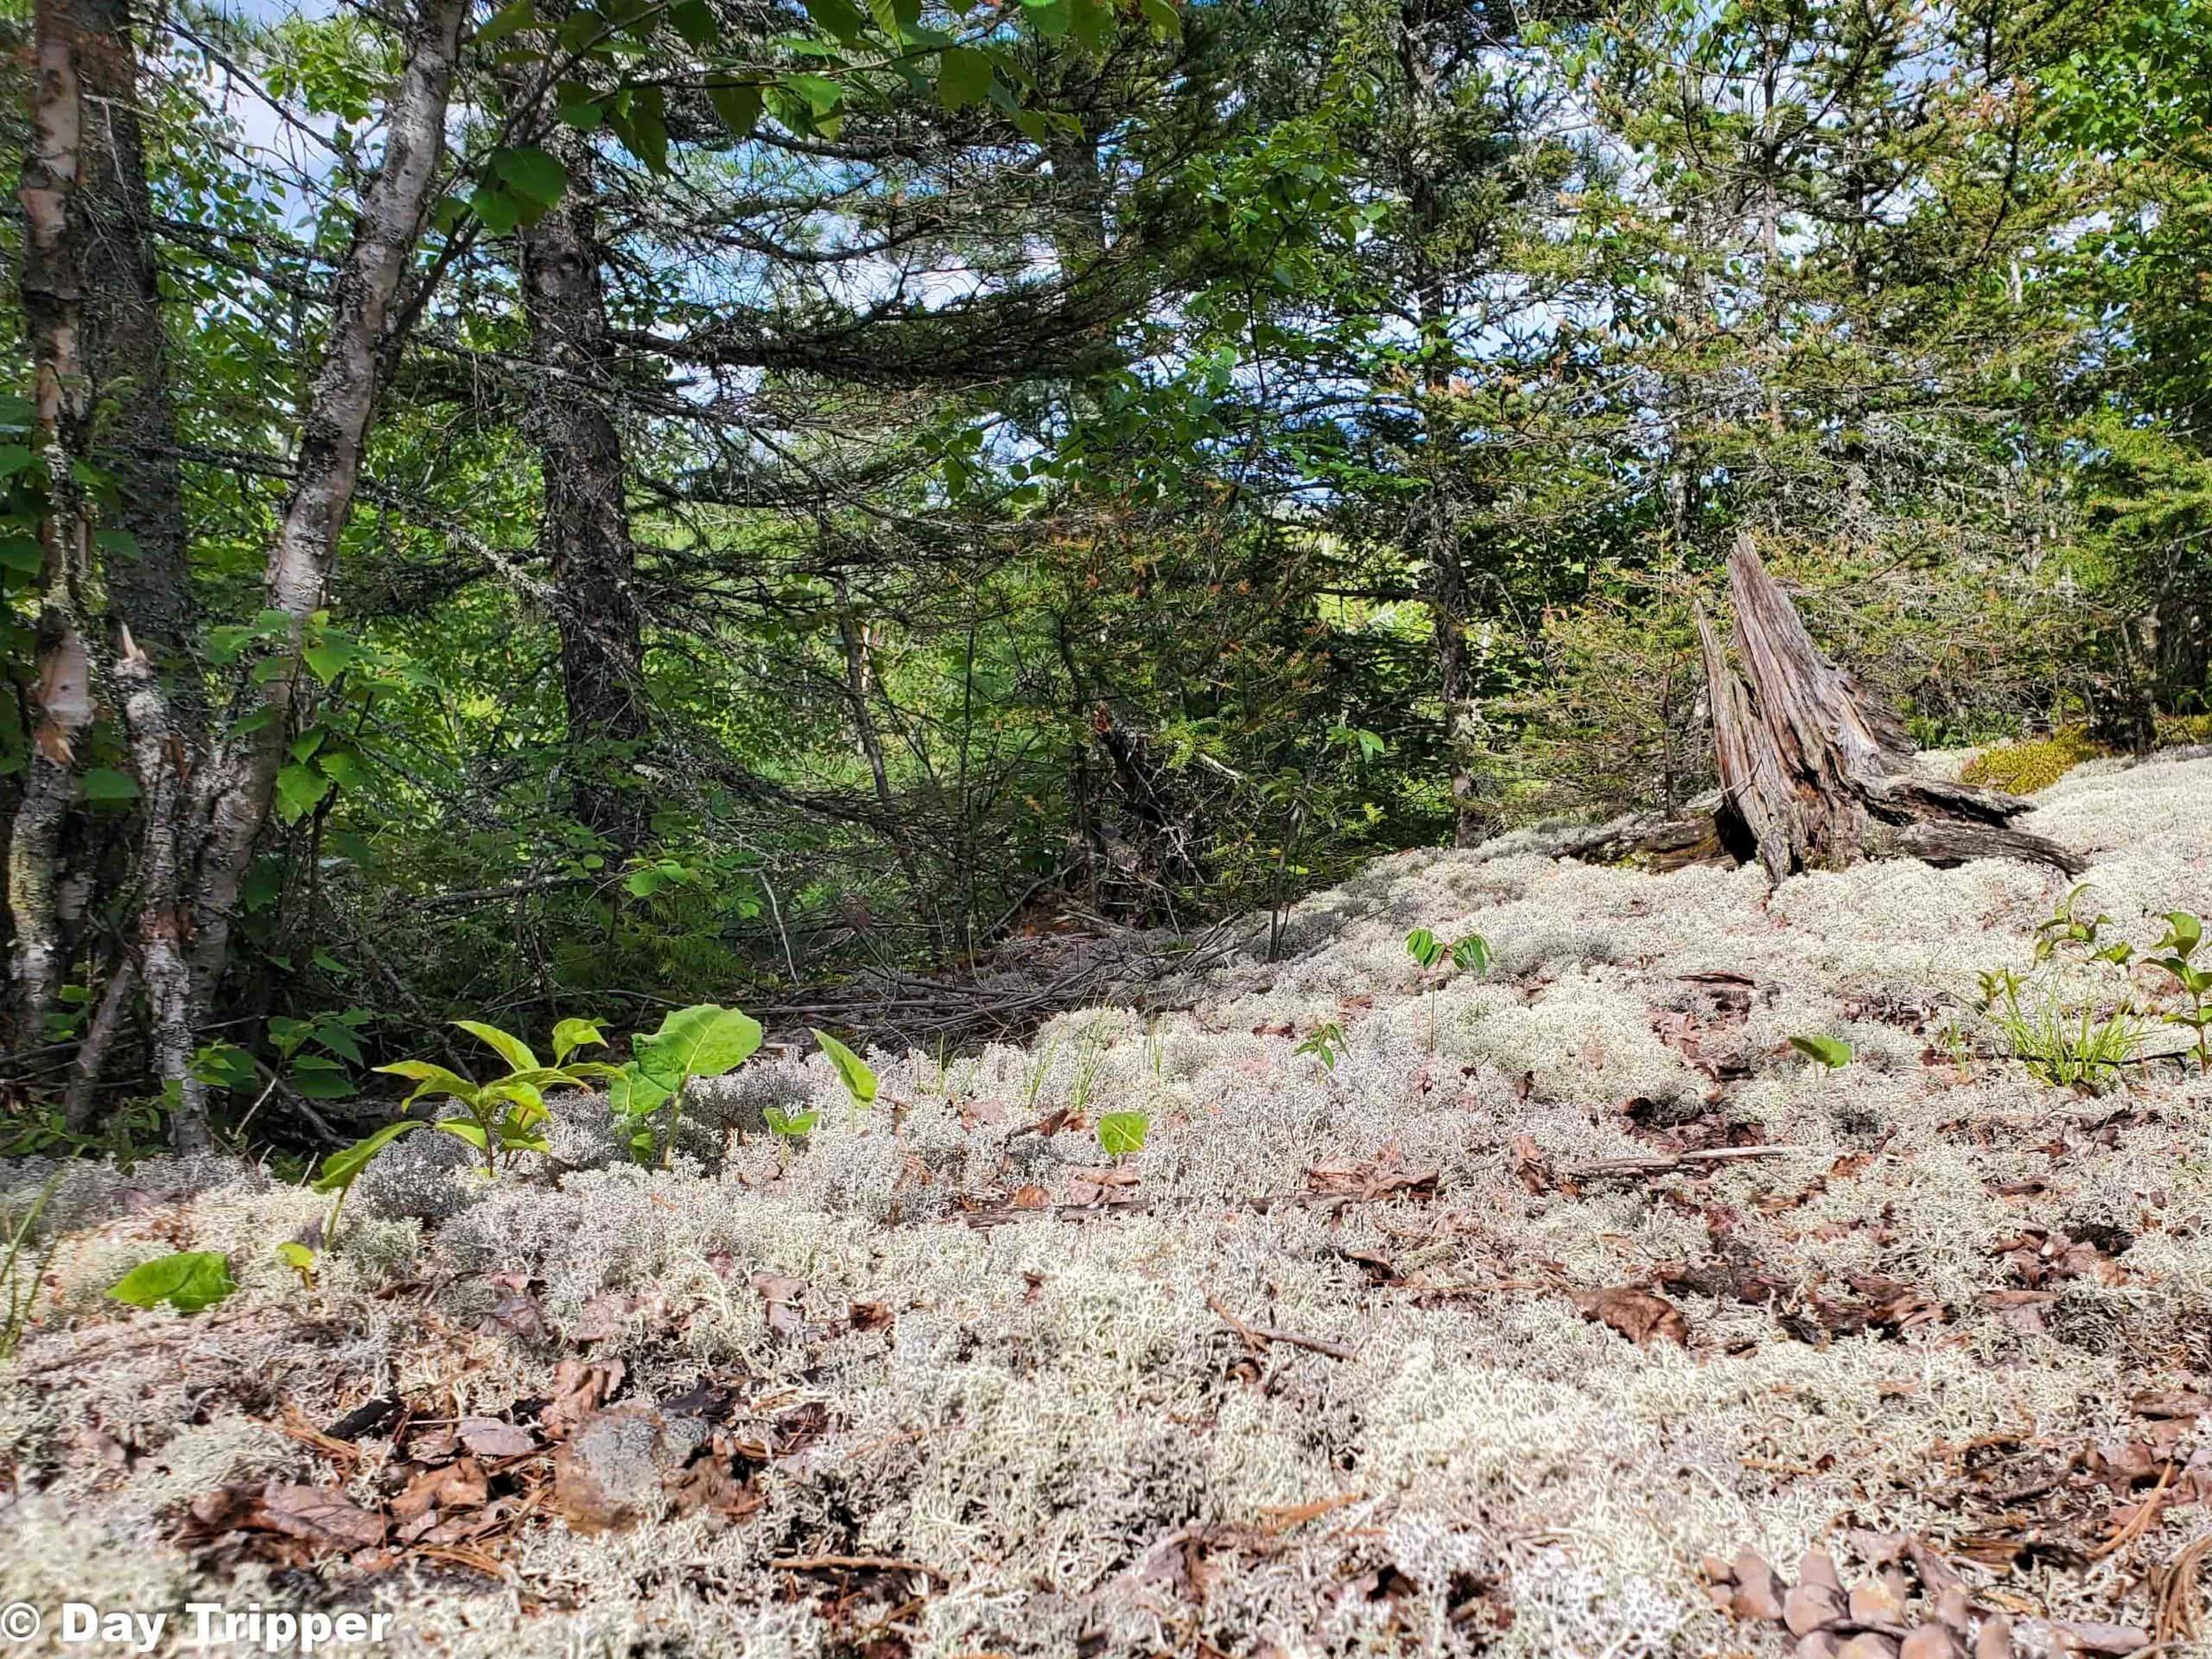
801 0 868 39
765 1105 819 1138
1138 0 1179 38
552 1017 607 1064
633 1003 762 1089
276 1241 316 1285
375 1058 480 1109
454 1020 540 1073
314 1121 426 1192
2157 912 2203 961
1789 1034 1853 1070
468 183 524 235
0 445 34 480
0 535 40 576
810 1029 877 1105
1096 1111 1147 1154
274 762 333 823
108 1251 236 1313
1451 934 1491 976
81 766 140 803
1069 0 1108 48
431 1119 490 1151
938 45 992 111
493 145 568 208
607 1060 672 1120
784 72 842 113
668 0 717 45
476 0 539 44
302 637 360 684
1404 928 1442 969
707 77 763 137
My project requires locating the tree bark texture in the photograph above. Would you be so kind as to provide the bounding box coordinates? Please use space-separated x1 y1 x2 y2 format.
512 122 649 842
8 0 100 1046
1599 531 2083 882
176 0 467 1143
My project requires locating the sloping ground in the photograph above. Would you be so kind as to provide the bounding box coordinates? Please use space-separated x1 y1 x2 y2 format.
4 757 2212 1658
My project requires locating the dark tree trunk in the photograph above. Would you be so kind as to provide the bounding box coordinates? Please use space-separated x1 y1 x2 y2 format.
1589 533 2082 881
79 0 195 1120
512 122 648 844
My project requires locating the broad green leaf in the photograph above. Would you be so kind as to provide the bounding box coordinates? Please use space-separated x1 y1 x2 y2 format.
275 763 332 823
454 1020 539 1073
0 445 33 480
634 1003 762 1088
938 45 992 111
801 0 868 40
109 1251 236 1313
312 1120 425 1192
2158 912 2203 961
1096 1111 1147 1154
765 1105 819 1137
376 1058 480 1108
1139 0 1178 36
0 535 40 576
276 1241 316 1284
811 1029 877 1105
1069 0 1107 48
302 638 360 684
1404 928 1442 969
468 184 524 235
494 145 568 208
607 1061 672 1121
552 1016 607 1063
81 766 140 803
1789 1034 1853 1070
476 0 539 43
707 78 764 137
431 1119 490 1151
1451 934 1491 975
668 0 717 45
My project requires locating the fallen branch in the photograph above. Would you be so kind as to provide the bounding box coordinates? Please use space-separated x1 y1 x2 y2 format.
1565 1145 1807 1181
773 1554 944 1580
1206 1294 1355 1360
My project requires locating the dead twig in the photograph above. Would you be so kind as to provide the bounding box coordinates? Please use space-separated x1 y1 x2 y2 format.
1205 1294 1354 1360
1565 1145 1806 1181
773 1554 945 1580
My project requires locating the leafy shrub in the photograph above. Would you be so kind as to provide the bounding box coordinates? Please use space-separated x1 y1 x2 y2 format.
1961 728 2103 794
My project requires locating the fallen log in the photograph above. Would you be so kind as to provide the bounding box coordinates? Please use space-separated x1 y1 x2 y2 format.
1588 533 2083 881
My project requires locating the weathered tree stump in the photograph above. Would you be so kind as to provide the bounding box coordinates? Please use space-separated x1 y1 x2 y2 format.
1582 532 2082 881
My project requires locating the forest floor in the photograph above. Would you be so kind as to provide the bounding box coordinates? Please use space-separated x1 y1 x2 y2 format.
4 754 2212 1658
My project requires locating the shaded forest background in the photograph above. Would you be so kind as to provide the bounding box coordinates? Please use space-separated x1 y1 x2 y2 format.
3 0 2209 1149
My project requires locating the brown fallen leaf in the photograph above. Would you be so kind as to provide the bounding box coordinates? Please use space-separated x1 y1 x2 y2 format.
392 1458 487 1522
541 1359 626 1442
1572 1287 1688 1347
254 1482 387 1551
750 1272 808 1338
456 1418 538 1459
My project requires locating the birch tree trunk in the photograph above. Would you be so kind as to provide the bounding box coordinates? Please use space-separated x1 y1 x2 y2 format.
8 0 101 1046
512 121 649 843
175 0 467 1147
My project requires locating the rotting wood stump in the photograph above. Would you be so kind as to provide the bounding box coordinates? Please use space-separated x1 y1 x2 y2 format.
1572 532 2083 882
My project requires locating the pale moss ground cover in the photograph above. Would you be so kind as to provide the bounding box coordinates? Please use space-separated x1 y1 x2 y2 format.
3 757 2212 1657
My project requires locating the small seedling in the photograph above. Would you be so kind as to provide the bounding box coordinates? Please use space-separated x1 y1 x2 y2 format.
1295 1021 1347 1070
612 1003 763 1165
811 1029 878 1107
765 1105 820 1139
2150 910 2210 1073
1789 1034 1853 1070
109 1250 236 1313
1097 1112 1148 1154
276 1241 317 1288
